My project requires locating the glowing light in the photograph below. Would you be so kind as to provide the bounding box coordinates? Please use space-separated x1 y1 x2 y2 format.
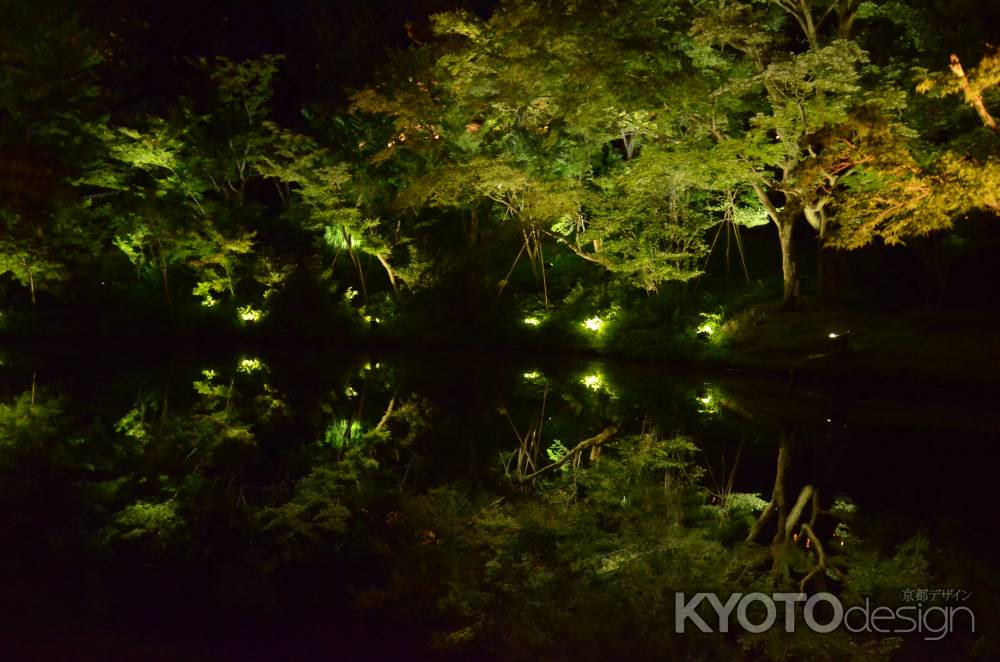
828 332 839 339
523 316 541 326
581 373 604 390
697 388 721 415
522 371 545 384
237 358 263 374
582 316 604 332
202 296 217 307
696 312 723 339
238 305 262 322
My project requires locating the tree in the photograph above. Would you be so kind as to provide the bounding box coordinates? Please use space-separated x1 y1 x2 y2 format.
257 126 400 303
690 0 913 307
354 1 722 307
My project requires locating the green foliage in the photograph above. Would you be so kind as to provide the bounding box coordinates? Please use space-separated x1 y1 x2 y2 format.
104 500 184 545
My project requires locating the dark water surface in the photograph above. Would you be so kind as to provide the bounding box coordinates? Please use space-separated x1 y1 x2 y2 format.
1 345 997 660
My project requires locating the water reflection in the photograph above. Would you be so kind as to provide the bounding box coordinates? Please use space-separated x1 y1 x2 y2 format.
0 350 996 659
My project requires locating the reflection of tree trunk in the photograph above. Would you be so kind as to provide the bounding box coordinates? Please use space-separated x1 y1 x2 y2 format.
747 437 790 543
520 425 618 482
747 426 828 590
799 523 827 592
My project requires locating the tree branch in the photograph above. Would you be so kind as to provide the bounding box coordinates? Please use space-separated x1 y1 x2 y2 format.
949 54 1000 137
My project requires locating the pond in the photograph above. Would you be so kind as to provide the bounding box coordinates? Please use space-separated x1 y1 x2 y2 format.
0 345 996 660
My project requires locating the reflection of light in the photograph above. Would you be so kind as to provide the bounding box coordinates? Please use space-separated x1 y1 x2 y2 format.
523 371 542 381
697 322 715 336
582 316 604 332
581 374 603 390
698 394 713 406
523 317 541 326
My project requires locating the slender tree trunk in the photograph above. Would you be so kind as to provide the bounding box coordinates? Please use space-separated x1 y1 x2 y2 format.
537 230 550 310
375 254 398 294
155 237 174 319
27 265 35 308
341 228 368 305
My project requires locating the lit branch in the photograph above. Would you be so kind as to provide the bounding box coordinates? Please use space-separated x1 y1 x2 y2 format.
948 54 1000 137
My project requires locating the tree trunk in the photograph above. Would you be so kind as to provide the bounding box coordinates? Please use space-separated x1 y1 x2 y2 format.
155 237 174 319
469 208 479 245
777 220 801 309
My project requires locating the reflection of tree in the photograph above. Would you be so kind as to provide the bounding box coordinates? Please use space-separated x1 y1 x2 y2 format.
746 425 828 593
498 389 547 480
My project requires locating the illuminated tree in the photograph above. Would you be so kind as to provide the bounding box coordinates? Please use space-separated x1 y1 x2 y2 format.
689 0 904 307
827 49 1000 251
79 57 288 315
